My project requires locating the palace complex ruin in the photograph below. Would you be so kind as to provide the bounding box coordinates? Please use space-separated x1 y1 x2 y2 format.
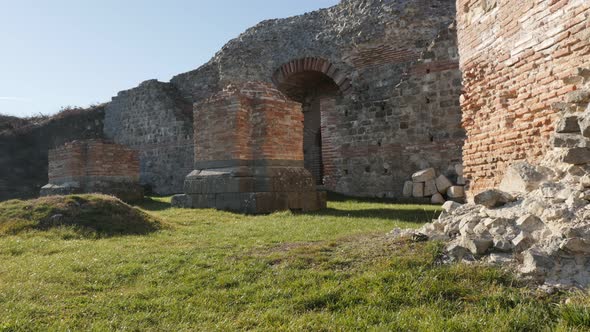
0 0 588 284
0 0 463 203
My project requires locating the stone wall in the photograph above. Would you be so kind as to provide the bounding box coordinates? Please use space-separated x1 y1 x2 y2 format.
42 139 142 202
167 0 464 197
0 107 105 201
104 80 194 195
4 0 464 199
457 0 590 196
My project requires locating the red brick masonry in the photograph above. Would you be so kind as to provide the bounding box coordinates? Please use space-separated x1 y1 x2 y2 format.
457 0 590 195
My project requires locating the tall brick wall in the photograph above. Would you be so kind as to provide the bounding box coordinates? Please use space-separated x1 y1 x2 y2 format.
457 0 590 195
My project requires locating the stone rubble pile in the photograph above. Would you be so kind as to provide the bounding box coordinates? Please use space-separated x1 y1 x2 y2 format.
392 73 590 288
402 165 466 204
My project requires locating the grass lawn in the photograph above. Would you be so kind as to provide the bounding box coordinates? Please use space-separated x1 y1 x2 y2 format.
0 195 588 331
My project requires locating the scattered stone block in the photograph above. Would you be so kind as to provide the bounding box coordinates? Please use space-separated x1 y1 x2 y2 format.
493 238 514 252
402 181 413 197
412 168 436 182
442 201 462 213
412 182 425 198
447 186 465 199
515 214 544 233
446 243 470 261
424 179 438 196
560 238 590 254
464 238 494 255
474 189 515 208
512 232 532 252
435 175 453 193
499 162 546 194
431 193 445 204
457 176 466 185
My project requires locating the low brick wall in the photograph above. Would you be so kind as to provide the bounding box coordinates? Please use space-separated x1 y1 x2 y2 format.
43 140 142 202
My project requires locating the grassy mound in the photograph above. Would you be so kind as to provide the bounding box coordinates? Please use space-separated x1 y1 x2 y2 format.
0 194 162 237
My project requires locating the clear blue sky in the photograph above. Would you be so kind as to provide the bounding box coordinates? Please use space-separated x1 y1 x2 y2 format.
0 0 339 117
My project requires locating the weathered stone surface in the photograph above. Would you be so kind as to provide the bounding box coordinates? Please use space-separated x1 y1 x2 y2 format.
515 214 544 233
474 189 515 208
551 133 590 148
431 193 445 204
556 115 580 134
402 181 413 198
560 238 590 254
442 201 462 213
579 113 590 138
424 179 438 196
499 162 546 194
435 175 453 194
412 168 436 183
561 147 590 165
446 186 465 199
464 238 494 255
412 182 425 198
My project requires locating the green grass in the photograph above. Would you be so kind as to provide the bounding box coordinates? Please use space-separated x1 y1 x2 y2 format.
0 194 162 237
0 195 588 331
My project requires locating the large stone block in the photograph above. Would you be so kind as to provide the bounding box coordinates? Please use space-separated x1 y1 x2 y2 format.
412 168 436 183
435 175 453 193
413 182 425 198
499 162 547 194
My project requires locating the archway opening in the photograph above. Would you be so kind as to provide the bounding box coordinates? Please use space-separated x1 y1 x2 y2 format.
276 70 341 186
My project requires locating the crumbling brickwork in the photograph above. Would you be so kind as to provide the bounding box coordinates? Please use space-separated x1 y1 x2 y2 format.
457 0 590 195
41 140 143 202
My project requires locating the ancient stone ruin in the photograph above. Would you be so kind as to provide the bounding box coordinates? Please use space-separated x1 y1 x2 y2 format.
41 140 143 202
172 82 326 213
0 0 463 202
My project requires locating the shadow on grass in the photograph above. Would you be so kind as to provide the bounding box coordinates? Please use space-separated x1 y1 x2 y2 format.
137 197 173 212
304 208 440 224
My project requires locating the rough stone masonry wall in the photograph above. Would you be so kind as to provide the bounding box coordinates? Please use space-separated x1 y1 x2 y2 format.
104 80 194 195
170 0 463 197
0 107 105 201
457 0 590 196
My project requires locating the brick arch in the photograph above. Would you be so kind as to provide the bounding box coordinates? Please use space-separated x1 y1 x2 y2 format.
272 57 352 99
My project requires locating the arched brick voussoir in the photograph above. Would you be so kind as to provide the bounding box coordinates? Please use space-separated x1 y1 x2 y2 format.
272 57 352 95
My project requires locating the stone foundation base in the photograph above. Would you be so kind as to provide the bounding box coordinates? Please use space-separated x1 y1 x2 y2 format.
172 165 326 213
172 191 326 214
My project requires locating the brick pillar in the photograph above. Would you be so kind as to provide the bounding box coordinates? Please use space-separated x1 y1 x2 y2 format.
320 96 339 190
